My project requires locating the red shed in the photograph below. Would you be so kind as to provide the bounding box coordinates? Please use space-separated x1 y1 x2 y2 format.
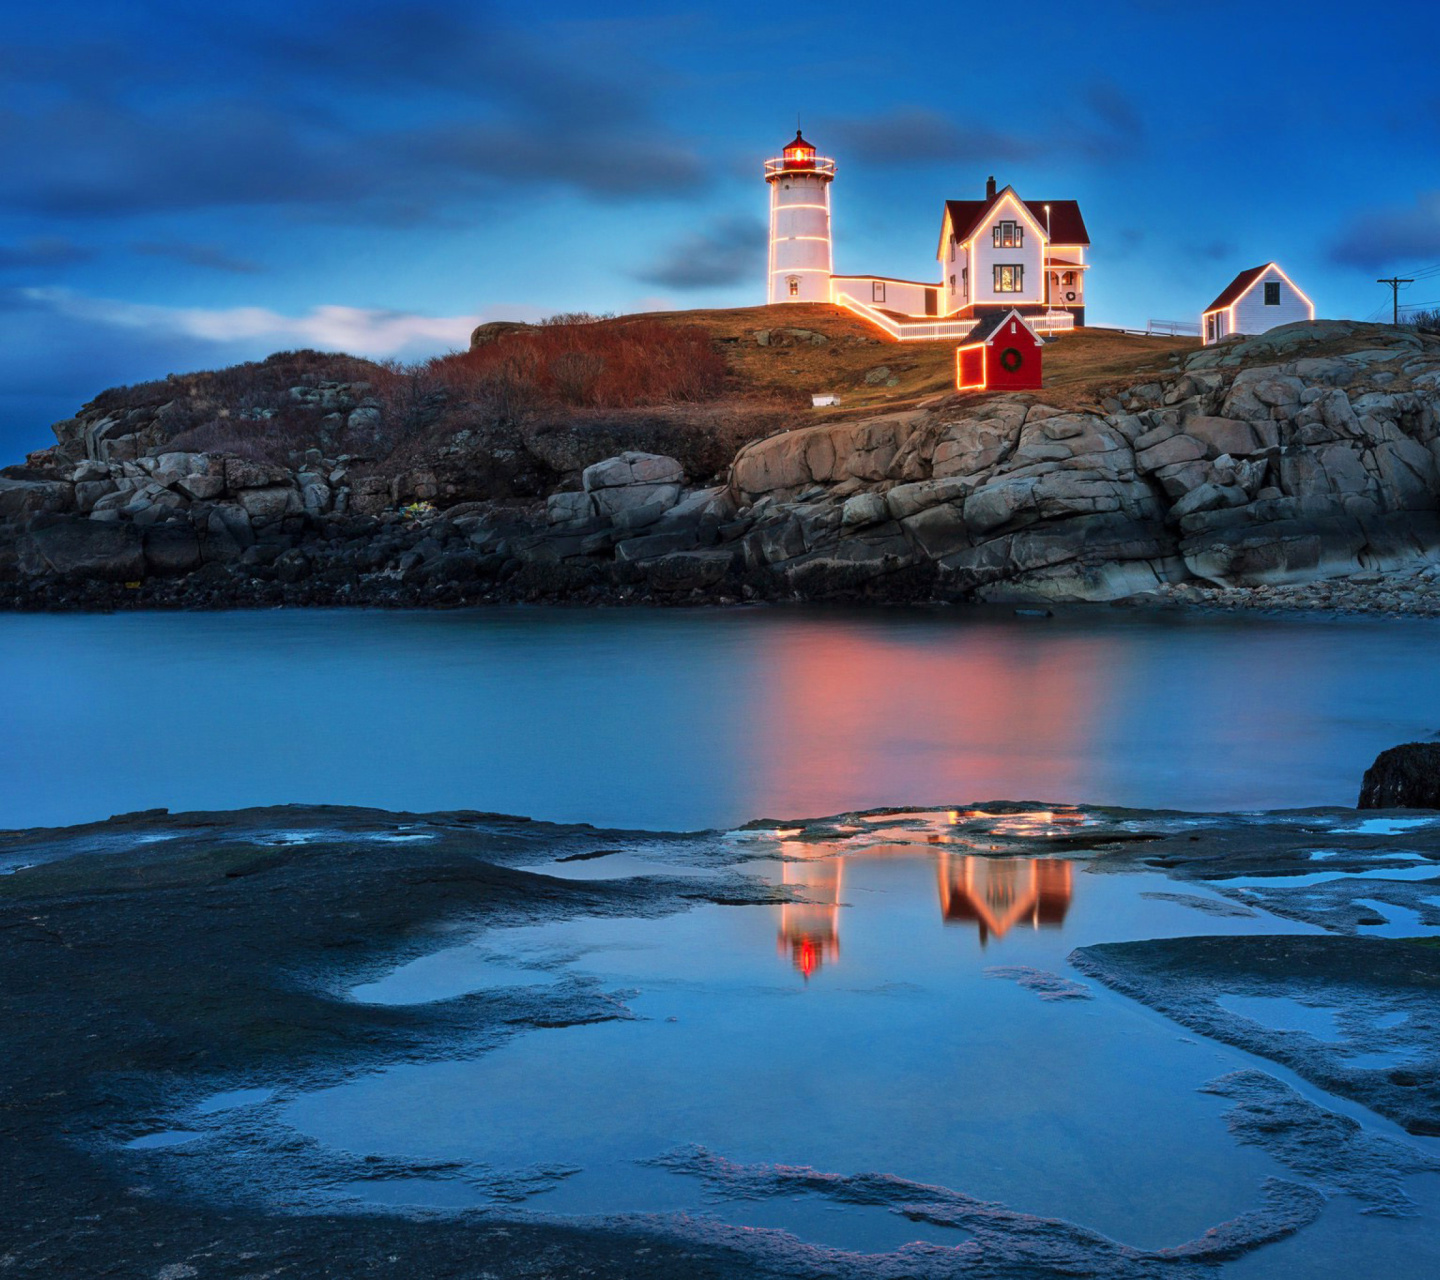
955 309 1045 392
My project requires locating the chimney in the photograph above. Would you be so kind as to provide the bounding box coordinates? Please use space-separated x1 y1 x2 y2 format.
986 175 997 200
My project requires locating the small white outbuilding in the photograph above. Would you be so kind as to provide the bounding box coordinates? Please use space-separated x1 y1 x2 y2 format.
1201 262 1314 344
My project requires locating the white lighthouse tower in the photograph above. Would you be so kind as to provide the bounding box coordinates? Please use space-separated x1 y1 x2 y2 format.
765 130 835 305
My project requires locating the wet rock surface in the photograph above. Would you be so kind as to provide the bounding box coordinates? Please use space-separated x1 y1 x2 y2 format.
647 1146 1321 1278
1201 1070 1440 1216
983 965 1093 1001
0 805 776 1279
1139 891 1259 918
6 321 1440 613
4 800 1440 1276
1072 935 1440 1135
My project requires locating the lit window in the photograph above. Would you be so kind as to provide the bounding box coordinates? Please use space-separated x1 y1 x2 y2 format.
873 281 886 303
992 221 1023 249
787 277 799 297
994 264 1024 293
1264 282 1281 305
1062 271 1075 286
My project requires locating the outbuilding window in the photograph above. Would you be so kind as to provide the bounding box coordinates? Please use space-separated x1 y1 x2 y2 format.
873 281 886 303
1264 282 1281 305
993 221 1023 249
994 264 1024 293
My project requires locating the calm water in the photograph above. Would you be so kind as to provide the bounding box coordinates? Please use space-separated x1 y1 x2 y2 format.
167 814 1440 1273
3 605 1440 830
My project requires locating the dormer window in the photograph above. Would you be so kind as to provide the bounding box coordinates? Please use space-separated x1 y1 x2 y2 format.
993 221 1023 249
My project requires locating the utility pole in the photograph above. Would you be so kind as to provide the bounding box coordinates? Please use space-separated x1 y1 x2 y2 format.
1378 276 1414 324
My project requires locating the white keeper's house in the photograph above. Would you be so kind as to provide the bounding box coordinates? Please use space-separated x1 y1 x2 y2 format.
1200 262 1314 345
765 130 1089 342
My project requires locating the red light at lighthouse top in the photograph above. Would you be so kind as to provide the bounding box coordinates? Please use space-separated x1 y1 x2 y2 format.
782 130 817 169
764 130 835 181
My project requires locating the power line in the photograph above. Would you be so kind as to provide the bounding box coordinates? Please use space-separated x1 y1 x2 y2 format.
1397 261 1440 282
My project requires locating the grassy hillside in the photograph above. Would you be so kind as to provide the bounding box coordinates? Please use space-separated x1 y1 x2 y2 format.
629 303 1203 414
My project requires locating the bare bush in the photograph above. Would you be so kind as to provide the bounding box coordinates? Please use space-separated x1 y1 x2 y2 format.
539 311 615 326
1405 308 1440 336
548 351 607 405
420 319 726 412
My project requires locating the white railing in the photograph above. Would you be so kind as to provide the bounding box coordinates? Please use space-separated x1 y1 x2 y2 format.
834 292 977 342
837 293 1078 342
764 156 837 178
1032 310 1075 334
1147 319 1202 336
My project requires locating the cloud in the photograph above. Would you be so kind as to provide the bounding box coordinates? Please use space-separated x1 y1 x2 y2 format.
0 3 710 223
825 108 1042 168
0 98 361 219
1080 80 1145 147
0 237 93 270
1194 239 1236 262
395 122 708 201
823 89 1144 172
18 288 507 358
132 242 264 274
633 216 766 290
1330 192 1440 269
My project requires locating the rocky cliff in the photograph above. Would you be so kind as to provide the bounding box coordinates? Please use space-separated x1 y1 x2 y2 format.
2 319 1439 611
723 320 1440 602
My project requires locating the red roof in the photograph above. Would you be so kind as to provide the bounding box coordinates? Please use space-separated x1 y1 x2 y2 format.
784 129 815 153
942 190 1090 249
965 308 1044 346
1203 264 1276 314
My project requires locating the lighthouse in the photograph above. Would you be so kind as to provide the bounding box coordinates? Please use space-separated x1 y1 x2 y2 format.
765 130 835 305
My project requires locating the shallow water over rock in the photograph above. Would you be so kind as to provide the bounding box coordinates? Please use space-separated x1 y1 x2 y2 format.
146 813 1440 1273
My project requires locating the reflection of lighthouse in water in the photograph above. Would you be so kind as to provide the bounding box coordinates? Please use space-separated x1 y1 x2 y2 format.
937 855 1073 946
777 856 842 979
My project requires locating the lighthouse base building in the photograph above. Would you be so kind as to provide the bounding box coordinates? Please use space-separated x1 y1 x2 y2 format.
766 131 1089 343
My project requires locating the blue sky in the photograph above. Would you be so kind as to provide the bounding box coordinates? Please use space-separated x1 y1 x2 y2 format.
2 0 1439 458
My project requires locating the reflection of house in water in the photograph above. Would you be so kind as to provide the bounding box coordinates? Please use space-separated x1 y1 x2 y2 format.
773 846 1076 979
937 855 1073 945
777 855 842 979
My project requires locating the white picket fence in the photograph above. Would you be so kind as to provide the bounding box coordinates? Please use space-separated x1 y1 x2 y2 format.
835 294 1077 342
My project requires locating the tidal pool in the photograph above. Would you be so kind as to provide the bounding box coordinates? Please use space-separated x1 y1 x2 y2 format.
90 809 1439 1276
167 820 1418 1271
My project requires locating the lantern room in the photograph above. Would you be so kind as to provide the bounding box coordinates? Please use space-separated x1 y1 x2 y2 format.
782 130 817 169
955 308 1045 392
